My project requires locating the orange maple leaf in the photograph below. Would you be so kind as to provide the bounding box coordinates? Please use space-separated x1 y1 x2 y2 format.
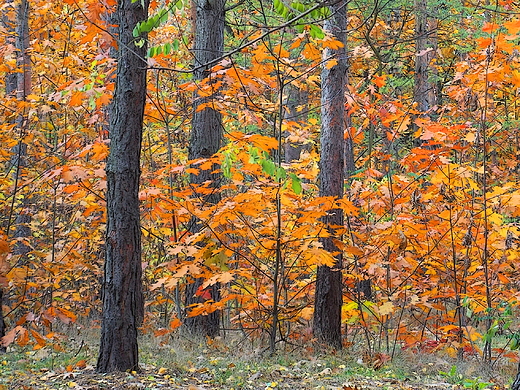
69 91 84 107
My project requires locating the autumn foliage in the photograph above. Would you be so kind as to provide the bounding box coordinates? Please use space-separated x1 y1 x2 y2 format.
1 0 520 365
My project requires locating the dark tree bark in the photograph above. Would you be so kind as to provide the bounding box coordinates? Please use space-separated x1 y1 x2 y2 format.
414 0 438 114
1 0 31 353
184 0 226 338
5 0 31 253
3 0 17 96
0 289 4 353
512 365 520 390
313 0 347 349
97 0 149 373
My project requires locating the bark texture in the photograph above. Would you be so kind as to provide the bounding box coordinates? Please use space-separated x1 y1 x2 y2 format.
97 0 149 373
184 0 226 338
313 0 347 349
283 83 309 163
513 366 520 390
1 0 31 352
6 0 31 255
414 0 438 113
0 289 4 353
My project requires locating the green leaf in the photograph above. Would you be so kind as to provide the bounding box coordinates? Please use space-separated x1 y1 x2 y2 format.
133 8 171 37
133 22 142 37
291 1 305 12
310 24 325 39
248 147 259 163
320 6 331 18
142 18 156 33
261 159 276 176
289 173 302 194
222 150 236 179
274 0 285 14
275 166 286 180
158 9 169 24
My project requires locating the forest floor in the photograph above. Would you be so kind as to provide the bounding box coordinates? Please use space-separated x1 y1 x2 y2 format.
0 327 516 390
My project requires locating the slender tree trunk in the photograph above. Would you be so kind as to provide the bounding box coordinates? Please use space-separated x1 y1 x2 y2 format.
6 0 31 254
3 0 17 95
1 0 31 353
283 83 309 163
414 0 438 114
0 289 4 353
97 0 149 373
313 0 347 350
184 0 226 338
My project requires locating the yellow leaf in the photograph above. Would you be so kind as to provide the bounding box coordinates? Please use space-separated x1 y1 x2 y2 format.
445 346 457 358
158 367 168 375
26 94 40 101
322 37 344 49
300 307 313 320
464 132 476 142
302 43 320 60
378 301 394 316
325 59 338 69
488 212 502 225
396 116 411 133
344 246 364 257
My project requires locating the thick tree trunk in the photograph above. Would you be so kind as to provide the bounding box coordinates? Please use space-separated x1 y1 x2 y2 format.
97 0 148 373
184 0 226 338
313 0 347 350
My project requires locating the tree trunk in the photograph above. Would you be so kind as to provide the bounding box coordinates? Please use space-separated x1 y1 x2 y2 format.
184 0 226 338
97 0 148 373
5 0 31 254
0 289 4 353
414 0 438 114
1 0 31 353
513 365 520 390
283 83 309 163
313 0 347 350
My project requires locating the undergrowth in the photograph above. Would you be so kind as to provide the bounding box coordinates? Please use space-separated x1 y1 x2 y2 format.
0 323 515 389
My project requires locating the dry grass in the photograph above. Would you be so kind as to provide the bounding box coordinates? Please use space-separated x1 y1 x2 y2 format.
0 321 516 389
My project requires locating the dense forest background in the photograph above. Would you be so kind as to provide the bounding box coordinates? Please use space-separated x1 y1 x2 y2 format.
2 0 520 379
